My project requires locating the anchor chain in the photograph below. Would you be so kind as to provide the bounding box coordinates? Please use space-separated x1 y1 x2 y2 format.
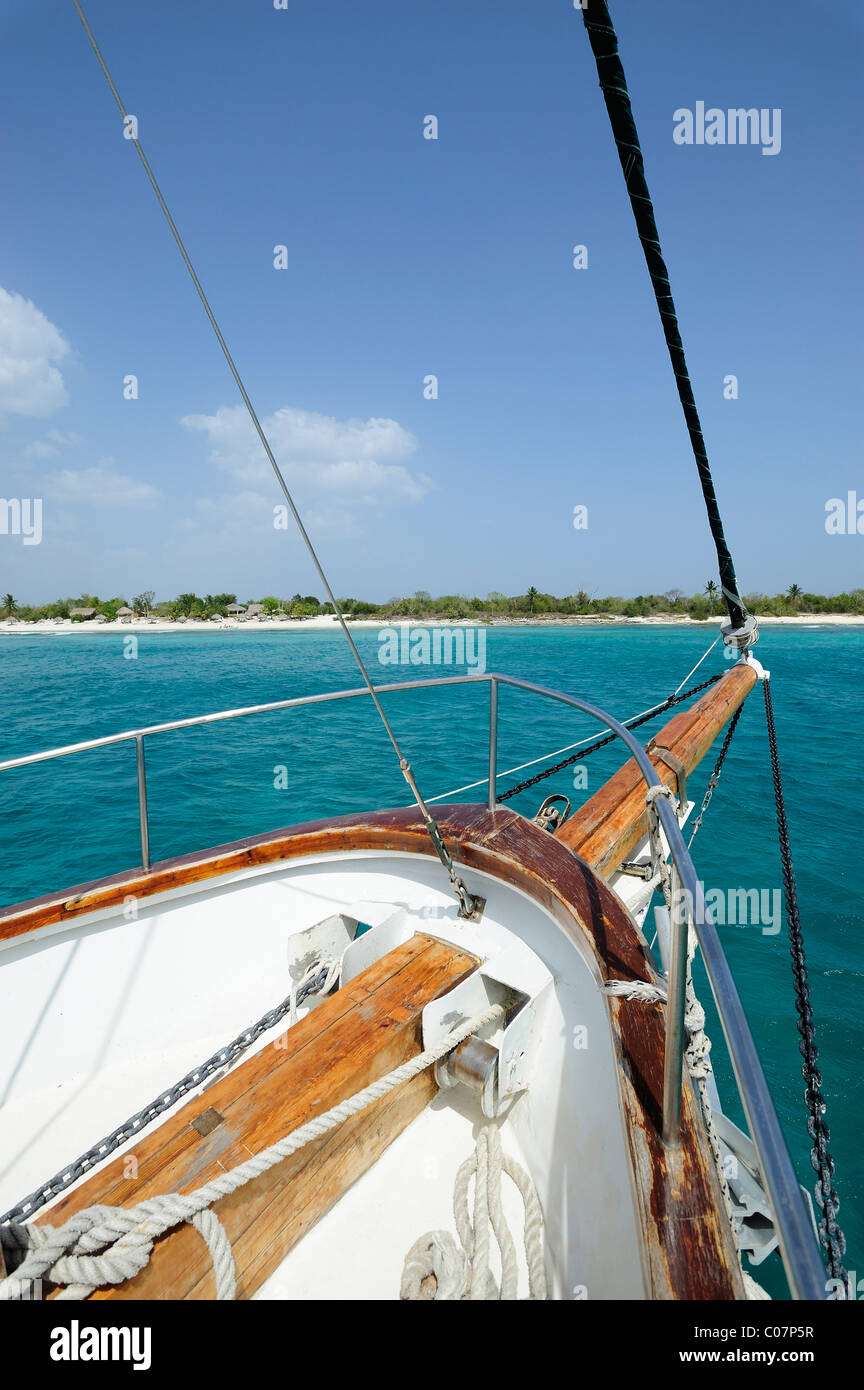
1 967 335 1227
687 703 743 847
499 672 722 802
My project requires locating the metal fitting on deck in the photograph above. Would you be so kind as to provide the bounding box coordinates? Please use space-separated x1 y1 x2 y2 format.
721 614 759 652
435 1036 499 1119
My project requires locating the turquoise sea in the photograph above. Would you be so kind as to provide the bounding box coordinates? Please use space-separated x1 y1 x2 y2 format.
1 623 861 1297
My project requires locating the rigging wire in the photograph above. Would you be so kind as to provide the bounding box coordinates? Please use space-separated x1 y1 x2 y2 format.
426 667 722 805
671 633 722 696
497 671 722 803
579 6 845 1280
69 0 479 918
578 3 751 639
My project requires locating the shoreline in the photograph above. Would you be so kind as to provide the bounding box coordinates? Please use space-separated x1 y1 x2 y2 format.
2 613 863 637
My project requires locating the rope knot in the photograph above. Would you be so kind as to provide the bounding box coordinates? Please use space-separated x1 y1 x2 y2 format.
401 1124 547 1301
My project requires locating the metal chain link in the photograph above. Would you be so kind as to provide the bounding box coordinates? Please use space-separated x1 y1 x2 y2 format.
498 672 723 802
0 669 721 1226
0 968 332 1226
687 704 743 847
763 678 847 1289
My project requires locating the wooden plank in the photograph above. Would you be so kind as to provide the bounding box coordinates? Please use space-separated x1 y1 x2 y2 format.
555 663 757 878
38 933 479 1300
12 803 745 1298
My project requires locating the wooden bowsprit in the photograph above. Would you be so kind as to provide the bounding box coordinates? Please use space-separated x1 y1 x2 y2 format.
556 663 757 878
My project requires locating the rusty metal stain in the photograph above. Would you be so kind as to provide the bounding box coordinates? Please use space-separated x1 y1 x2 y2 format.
190 1106 224 1138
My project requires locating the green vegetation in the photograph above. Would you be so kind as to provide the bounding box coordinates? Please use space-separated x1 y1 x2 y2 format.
3 586 863 623
132 590 155 616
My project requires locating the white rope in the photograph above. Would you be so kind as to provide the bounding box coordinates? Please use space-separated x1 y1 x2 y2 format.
190 1208 236 1301
0 1002 505 1302
679 938 772 1301
289 955 341 1027
685 977 741 1238
401 1124 547 1301
610 961 773 1303
621 864 768 1301
645 782 677 809
601 979 667 1003
742 1269 771 1300
401 1233 470 1300
671 634 722 696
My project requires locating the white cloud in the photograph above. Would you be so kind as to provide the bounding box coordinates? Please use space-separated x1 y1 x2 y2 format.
24 442 61 460
43 458 163 508
177 487 365 546
181 405 431 505
0 287 71 417
178 488 274 532
24 429 83 460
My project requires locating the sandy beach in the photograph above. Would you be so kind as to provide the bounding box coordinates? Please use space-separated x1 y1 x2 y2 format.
1 613 862 637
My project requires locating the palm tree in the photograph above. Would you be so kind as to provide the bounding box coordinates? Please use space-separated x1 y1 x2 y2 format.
174 592 198 617
2 594 18 618
787 583 802 611
704 579 719 613
527 586 539 613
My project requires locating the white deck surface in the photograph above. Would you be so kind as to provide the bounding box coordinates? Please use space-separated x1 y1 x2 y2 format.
0 850 648 1298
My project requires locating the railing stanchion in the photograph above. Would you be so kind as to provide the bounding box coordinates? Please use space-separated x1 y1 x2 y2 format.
661 859 688 1147
0 667 831 1299
136 735 151 871
488 678 498 811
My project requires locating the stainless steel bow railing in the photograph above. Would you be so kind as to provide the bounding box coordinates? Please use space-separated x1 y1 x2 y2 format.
0 669 827 1298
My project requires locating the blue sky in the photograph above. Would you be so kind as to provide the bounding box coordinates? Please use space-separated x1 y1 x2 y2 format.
1 0 861 605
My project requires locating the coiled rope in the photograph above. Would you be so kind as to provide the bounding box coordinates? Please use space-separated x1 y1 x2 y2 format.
0 1003 504 1301
401 1123 547 1300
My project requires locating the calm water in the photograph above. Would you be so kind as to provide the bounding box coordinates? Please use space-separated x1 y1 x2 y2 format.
1 623 861 1296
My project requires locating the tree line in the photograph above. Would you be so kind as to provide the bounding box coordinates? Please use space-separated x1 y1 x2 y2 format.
3 583 863 622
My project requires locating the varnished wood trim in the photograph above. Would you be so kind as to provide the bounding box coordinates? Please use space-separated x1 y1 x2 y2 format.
556 663 757 877
6 804 743 1298
41 934 479 1301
